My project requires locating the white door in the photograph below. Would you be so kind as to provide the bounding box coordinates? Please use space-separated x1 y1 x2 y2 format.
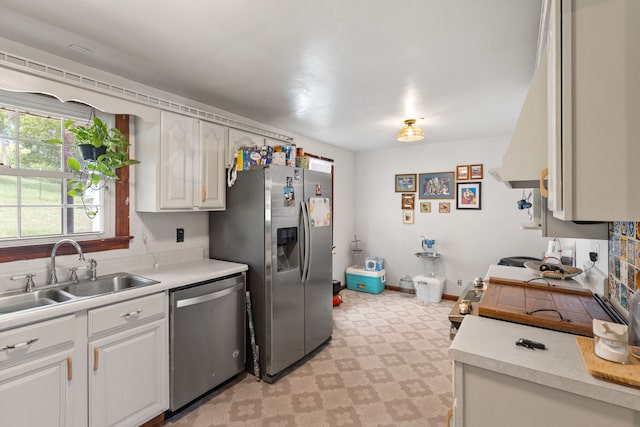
198 121 227 210
0 351 73 427
89 320 166 427
160 111 195 209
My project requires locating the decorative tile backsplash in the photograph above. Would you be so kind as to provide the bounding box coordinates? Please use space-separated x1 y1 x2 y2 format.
608 221 639 312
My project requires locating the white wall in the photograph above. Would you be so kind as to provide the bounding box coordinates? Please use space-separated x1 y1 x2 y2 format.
0 39 355 289
354 135 550 297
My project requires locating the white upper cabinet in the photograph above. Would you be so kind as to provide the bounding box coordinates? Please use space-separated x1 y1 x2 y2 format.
160 111 195 209
198 121 226 210
546 0 640 221
136 110 227 212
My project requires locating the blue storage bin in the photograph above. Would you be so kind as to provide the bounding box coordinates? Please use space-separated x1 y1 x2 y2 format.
346 267 386 294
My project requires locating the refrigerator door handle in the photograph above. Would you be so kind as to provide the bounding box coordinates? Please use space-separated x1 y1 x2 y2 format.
301 200 311 282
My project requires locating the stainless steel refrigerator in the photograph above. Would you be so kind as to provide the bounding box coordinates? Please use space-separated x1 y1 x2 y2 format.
209 165 333 382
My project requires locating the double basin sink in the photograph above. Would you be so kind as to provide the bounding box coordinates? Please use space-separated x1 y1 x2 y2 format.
0 274 159 315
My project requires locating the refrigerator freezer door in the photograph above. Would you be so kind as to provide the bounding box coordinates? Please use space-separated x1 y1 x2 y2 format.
266 166 305 376
303 169 333 353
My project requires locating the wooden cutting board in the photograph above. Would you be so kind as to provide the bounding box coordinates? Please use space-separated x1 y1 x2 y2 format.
478 278 614 336
576 336 640 388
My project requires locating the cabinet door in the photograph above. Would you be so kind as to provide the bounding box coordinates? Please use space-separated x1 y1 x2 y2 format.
0 350 73 427
160 111 195 209
547 0 640 221
89 319 167 427
198 121 227 210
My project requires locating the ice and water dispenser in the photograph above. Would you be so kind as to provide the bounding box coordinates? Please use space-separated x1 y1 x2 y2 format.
276 227 298 271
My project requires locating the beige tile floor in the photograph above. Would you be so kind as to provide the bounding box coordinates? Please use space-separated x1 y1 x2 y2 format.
166 289 455 427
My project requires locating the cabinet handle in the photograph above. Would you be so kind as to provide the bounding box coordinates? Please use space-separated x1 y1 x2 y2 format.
120 309 143 319
1 337 38 351
94 347 99 372
201 185 206 202
67 356 73 381
539 168 549 198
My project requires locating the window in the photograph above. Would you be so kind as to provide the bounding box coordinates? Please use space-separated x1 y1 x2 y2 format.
0 92 112 243
0 91 131 261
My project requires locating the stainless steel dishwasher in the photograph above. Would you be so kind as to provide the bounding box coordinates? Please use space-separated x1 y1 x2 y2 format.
169 273 246 411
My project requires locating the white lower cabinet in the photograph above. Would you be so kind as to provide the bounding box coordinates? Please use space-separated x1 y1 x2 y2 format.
0 315 75 427
0 350 73 426
453 361 638 427
0 293 169 427
87 293 168 427
89 319 166 427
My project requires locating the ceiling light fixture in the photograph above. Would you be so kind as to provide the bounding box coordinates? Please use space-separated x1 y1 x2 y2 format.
397 119 424 142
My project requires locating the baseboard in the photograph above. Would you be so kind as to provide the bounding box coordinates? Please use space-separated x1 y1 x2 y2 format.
383 284 457 301
384 284 415 294
140 413 164 427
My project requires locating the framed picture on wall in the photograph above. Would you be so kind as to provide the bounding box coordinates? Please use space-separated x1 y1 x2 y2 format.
456 165 469 180
418 172 454 199
401 193 415 210
470 164 484 179
402 209 414 224
420 202 431 213
395 174 417 192
439 202 451 213
456 182 482 210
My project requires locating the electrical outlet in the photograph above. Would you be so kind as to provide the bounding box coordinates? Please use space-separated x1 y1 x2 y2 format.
589 252 598 262
176 228 184 243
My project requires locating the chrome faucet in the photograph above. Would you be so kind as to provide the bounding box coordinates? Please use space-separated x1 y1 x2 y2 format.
88 258 98 281
49 239 85 285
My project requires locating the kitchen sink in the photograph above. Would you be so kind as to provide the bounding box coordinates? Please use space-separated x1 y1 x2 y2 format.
0 273 160 315
0 289 75 315
60 273 160 297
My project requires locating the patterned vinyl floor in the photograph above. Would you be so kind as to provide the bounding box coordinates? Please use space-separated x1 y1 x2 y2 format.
166 289 455 427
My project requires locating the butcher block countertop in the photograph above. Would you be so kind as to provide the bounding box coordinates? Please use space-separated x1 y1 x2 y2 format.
449 315 640 411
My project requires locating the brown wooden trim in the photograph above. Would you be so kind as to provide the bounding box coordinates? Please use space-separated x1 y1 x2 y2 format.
0 236 134 262
442 294 458 301
139 413 165 427
115 114 131 238
385 284 416 295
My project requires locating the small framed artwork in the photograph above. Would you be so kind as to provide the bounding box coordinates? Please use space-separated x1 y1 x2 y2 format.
470 164 484 180
420 201 431 213
418 172 455 199
395 174 417 192
456 182 482 210
401 193 415 210
439 202 451 213
402 209 414 224
456 165 469 181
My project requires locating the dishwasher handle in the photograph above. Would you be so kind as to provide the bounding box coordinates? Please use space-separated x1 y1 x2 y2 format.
175 282 244 309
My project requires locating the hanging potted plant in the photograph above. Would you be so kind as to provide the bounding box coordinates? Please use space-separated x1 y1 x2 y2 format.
44 116 140 217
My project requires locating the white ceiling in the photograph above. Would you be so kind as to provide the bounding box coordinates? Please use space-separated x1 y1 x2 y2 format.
0 0 542 152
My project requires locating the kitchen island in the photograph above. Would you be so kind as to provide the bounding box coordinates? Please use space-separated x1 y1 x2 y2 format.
449 314 640 427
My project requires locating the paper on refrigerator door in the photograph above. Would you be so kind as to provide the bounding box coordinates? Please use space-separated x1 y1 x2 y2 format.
309 197 331 227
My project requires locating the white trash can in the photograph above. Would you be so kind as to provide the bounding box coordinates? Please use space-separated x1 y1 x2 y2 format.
414 276 445 302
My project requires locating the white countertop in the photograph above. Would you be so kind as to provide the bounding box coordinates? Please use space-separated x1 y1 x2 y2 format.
449 316 640 411
0 258 248 331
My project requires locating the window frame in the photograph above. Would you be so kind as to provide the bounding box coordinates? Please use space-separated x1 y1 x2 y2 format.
0 113 132 262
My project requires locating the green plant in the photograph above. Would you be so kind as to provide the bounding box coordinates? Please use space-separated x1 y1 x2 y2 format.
44 117 140 217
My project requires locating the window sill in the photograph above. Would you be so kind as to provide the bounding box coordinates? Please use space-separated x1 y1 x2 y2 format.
0 236 133 263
